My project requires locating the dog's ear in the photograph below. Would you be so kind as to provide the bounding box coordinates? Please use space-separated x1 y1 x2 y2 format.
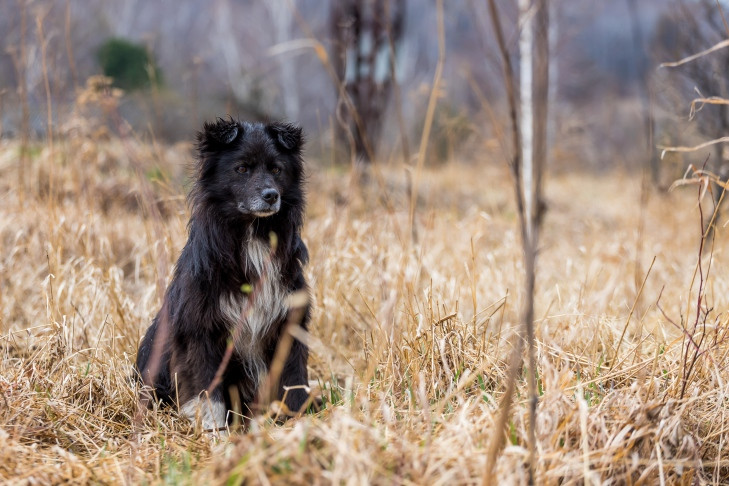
266 122 303 154
198 117 242 152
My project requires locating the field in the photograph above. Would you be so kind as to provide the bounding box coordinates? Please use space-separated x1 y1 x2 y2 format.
1 126 728 484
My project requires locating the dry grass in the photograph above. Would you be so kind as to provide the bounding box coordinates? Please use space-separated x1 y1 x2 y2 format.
1 112 729 484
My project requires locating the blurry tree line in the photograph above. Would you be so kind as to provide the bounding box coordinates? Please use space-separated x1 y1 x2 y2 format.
0 0 726 173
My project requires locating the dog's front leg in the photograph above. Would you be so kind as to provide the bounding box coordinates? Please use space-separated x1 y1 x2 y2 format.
277 337 310 414
171 342 228 433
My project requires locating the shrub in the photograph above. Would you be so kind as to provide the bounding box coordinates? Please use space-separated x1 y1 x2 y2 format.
97 38 163 91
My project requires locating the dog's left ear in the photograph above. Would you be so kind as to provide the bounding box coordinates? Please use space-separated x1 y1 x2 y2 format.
267 122 303 154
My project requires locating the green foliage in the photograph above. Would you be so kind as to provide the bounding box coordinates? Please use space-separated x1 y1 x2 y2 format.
162 450 193 485
509 421 518 446
145 166 167 182
18 144 42 159
320 376 345 408
97 38 163 91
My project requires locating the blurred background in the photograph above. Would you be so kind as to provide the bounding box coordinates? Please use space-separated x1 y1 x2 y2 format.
0 0 726 179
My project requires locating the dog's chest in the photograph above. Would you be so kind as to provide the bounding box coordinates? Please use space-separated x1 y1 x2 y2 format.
219 237 289 359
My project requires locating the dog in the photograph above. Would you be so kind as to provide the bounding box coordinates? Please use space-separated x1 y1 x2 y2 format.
135 118 311 432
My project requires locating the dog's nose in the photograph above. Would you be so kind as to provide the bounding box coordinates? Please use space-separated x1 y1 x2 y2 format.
262 188 279 204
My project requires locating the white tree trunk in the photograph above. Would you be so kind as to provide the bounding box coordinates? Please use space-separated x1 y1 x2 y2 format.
519 0 534 241
267 0 300 120
214 0 250 103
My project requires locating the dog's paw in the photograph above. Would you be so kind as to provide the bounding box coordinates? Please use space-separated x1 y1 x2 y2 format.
207 427 230 442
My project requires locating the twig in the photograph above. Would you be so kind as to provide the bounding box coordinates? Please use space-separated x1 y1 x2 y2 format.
611 256 656 369
718 0 729 37
658 137 729 156
660 39 729 68
486 0 525 228
655 171 729 399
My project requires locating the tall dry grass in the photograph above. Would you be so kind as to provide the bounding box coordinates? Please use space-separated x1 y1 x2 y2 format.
1 86 729 484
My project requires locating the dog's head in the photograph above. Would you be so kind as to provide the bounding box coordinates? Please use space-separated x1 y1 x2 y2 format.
194 118 304 220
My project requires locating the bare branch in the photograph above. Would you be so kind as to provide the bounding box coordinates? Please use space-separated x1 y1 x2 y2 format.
660 39 729 68
659 137 729 156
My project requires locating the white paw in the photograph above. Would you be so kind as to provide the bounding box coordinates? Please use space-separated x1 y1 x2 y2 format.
180 396 228 433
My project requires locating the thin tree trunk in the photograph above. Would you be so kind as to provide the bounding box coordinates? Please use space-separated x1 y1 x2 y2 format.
64 0 79 91
519 0 534 240
528 1 549 482
482 1 549 484
19 0 29 203
385 0 410 163
627 0 658 184
482 0 525 481
547 1 558 150
534 0 549 230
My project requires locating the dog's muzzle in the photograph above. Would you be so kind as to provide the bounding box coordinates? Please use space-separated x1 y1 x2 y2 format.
240 189 281 217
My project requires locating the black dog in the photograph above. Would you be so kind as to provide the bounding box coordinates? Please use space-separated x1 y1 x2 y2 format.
135 118 310 431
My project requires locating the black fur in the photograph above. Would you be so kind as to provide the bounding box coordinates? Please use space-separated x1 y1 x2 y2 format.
135 119 310 425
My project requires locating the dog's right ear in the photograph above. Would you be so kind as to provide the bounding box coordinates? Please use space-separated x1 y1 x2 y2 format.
198 117 242 153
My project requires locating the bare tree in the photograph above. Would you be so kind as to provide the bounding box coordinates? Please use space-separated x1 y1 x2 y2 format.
653 0 729 207
330 0 405 163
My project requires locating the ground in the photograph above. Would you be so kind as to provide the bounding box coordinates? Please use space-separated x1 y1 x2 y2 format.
0 134 727 484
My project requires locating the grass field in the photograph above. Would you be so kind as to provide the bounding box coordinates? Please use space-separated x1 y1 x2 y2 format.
1 128 728 484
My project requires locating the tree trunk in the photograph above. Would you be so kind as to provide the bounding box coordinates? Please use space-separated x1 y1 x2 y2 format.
330 0 405 164
519 0 534 237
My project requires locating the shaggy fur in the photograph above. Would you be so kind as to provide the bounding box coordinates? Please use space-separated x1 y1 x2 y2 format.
135 119 310 430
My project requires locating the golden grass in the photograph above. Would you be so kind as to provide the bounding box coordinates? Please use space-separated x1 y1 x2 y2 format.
1 125 728 484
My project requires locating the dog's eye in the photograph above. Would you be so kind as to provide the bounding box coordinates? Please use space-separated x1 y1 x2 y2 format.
271 167 281 175
236 166 248 174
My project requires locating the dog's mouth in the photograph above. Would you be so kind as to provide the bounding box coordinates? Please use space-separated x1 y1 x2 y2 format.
238 201 280 218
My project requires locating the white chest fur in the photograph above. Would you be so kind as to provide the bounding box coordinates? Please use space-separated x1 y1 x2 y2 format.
219 236 289 383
